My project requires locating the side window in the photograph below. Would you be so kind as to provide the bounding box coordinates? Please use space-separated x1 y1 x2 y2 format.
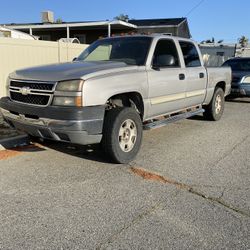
153 39 180 68
179 41 201 67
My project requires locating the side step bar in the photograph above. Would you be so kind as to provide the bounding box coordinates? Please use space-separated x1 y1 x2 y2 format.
143 108 205 130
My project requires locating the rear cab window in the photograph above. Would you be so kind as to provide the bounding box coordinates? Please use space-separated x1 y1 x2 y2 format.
179 41 202 67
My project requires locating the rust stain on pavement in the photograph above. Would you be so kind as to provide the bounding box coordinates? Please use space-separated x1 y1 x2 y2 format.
0 143 45 160
130 167 190 190
0 149 22 160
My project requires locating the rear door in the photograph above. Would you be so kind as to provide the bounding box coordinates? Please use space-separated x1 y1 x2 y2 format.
178 40 207 107
147 38 187 118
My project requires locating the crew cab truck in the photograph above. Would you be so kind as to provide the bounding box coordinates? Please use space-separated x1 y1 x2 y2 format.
0 35 231 163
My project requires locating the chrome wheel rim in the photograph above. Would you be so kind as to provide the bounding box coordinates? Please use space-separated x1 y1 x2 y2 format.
215 94 222 114
118 119 137 152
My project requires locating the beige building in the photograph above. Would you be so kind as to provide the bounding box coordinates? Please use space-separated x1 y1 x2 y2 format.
2 12 191 44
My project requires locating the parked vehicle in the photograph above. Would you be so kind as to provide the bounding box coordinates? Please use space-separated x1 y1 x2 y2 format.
0 35 231 163
222 57 250 97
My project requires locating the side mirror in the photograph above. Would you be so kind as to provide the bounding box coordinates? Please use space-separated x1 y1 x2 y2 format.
72 57 78 62
153 55 175 68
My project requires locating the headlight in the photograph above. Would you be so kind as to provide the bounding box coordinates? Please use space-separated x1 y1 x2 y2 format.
53 79 83 106
52 96 82 106
241 76 250 84
56 80 84 91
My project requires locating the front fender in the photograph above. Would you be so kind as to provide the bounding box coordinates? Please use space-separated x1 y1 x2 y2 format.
82 69 148 106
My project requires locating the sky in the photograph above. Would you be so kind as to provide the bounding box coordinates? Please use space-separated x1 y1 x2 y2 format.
0 0 249 43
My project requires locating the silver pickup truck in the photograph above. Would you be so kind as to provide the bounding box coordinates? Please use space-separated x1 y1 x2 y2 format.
0 34 231 163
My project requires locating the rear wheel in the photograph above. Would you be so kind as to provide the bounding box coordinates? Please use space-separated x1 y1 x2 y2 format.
204 87 225 121
101 107 142 164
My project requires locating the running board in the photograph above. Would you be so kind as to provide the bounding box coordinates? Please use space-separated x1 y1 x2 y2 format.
143 108 205 130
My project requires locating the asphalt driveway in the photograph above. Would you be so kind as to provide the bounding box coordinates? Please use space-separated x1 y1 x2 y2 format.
0 98 249 249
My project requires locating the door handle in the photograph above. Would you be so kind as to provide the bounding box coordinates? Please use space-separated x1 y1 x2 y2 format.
179 73 185 80
199 72 205 78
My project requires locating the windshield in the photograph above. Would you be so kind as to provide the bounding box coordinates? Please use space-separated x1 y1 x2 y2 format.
77 37 152 66
222 59 250 71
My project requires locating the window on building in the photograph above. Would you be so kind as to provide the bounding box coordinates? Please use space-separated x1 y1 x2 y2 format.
39 35 51 41
74 34 86 44
179 41 201 67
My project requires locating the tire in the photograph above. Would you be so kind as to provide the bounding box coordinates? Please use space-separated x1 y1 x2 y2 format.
101 107 143 164
203 87 225 121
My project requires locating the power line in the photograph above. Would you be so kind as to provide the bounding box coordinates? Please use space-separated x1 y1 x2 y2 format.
185 0 206 17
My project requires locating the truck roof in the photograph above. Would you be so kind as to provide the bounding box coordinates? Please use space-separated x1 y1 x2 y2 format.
101 34 195 43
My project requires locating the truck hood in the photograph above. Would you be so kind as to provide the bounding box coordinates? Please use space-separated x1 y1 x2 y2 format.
10 61 133 82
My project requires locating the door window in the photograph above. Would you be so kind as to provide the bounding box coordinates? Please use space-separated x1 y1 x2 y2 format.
153 39 180 68
179 41 201 67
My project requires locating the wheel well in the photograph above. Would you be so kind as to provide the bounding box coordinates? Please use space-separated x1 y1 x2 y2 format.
106 92 144 119
215 81 226 92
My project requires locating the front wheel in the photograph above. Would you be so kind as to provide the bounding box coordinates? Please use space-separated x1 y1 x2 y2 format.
203 87 225 121
101 107 143 164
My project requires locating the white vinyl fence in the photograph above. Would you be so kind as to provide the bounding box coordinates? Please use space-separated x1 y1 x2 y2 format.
202 54 231 67
0 38 88 97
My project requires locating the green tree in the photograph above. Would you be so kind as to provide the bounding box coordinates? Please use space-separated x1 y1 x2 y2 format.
114 14 129 22
238 35 249 48
200 37 224 44
55 18 63 24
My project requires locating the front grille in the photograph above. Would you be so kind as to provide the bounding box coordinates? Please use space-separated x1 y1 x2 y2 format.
9 80 55 106
10 80 54 91
10 92 50 106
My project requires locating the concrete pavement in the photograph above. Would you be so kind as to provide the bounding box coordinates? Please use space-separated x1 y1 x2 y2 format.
0 98 249 249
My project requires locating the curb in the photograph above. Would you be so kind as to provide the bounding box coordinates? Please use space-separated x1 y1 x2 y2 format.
0 134 30 150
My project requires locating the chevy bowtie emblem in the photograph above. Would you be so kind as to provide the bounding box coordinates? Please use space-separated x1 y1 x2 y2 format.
20 87 31 95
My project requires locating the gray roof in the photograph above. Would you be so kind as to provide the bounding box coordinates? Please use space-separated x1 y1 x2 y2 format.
128 18 187 26
2 18 187 28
